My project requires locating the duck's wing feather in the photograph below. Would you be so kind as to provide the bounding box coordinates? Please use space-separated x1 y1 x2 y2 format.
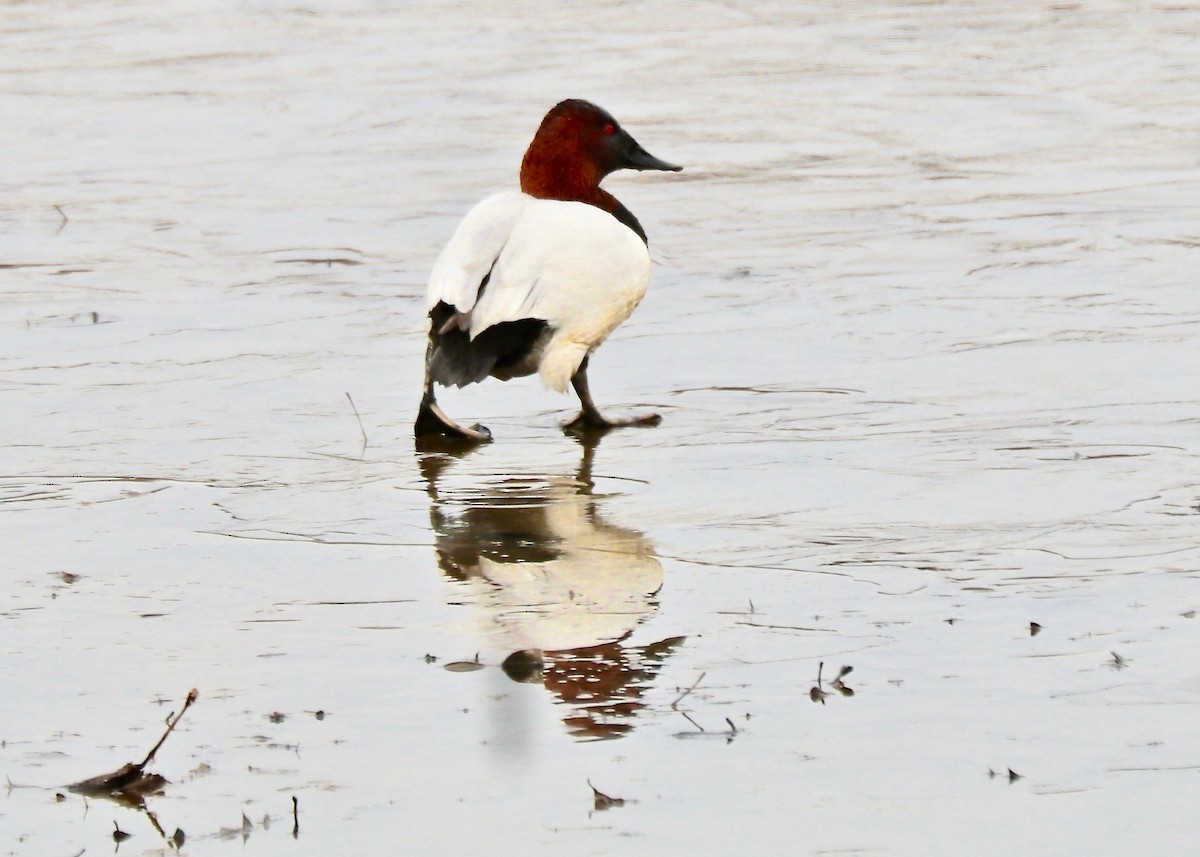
426 191 531 316
470 200 651 340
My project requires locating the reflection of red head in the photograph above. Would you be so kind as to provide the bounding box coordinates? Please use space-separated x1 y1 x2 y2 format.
426 441 684 740
505 636 685 741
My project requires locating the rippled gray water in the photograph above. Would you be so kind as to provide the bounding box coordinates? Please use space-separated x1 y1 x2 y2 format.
3 2 1199 854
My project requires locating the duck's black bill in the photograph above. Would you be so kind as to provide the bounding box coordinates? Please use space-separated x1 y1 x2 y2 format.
625 145 683 172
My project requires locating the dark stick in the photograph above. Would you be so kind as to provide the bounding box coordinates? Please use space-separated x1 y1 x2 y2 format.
670 671 706 709
681 711 705 732
345 393 368 454
138 689 199 770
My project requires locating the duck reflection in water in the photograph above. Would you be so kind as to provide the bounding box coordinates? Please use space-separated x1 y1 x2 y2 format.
420 435 683 740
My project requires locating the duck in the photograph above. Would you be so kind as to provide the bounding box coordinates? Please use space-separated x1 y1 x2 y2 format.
415 99 681 443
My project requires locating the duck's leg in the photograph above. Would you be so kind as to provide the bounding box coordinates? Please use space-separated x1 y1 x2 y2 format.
563 356 661 432
415 348 493 443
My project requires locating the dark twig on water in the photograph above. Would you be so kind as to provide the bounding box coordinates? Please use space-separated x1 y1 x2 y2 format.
345 392 368 455
140 689 198 770
55 205 69 233
672 711 739 743
671 671 706 709
292 795 300 839
680 711 705 732
69 689 199 799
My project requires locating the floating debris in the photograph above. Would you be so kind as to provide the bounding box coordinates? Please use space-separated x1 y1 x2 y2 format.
587 780 625 811
670 671 706 709
69 689 198 802
671 711 739 743
444 658 485 673
810 662 854 703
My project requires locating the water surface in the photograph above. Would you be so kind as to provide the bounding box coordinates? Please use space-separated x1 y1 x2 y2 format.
3 2 1199 854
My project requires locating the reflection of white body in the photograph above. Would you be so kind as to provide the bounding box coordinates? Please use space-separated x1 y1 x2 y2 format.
449 476 663 653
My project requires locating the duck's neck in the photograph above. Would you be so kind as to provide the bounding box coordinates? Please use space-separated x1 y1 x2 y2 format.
520 149 648 245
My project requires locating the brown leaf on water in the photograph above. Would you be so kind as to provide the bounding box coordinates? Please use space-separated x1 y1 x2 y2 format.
1007 768 1022 783
70 763 167 798
587 780 625 811
112 821 131 842
1029 622 1042 636
810 686 827 703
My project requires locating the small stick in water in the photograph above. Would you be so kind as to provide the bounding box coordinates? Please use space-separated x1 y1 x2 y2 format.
345 392 368 454
139 689 199 770
670 671 706 709
69 689 199 798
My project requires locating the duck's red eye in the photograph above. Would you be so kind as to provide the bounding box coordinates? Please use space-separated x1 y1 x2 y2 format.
603 123 615 136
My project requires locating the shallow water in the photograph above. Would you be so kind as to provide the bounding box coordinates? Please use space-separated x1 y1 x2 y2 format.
3 1 1200 854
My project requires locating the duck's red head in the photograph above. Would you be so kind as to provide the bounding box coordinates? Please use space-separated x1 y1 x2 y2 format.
519 99 681 203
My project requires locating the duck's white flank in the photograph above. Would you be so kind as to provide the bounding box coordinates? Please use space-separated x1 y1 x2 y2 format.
426 190 651 393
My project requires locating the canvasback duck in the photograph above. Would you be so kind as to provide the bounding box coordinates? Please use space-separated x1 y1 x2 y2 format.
415 99 681 442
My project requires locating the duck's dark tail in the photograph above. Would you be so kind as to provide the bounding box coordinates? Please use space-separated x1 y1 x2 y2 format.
426 302 549 388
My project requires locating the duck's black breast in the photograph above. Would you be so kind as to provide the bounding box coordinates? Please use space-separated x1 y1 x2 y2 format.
610 202 648 245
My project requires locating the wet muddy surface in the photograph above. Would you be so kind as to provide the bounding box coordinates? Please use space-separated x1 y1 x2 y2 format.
3 2 1199 854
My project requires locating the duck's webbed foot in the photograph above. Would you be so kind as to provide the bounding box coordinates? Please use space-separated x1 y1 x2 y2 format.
415 396 492 445
563 409 661 434
563 357 661 435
